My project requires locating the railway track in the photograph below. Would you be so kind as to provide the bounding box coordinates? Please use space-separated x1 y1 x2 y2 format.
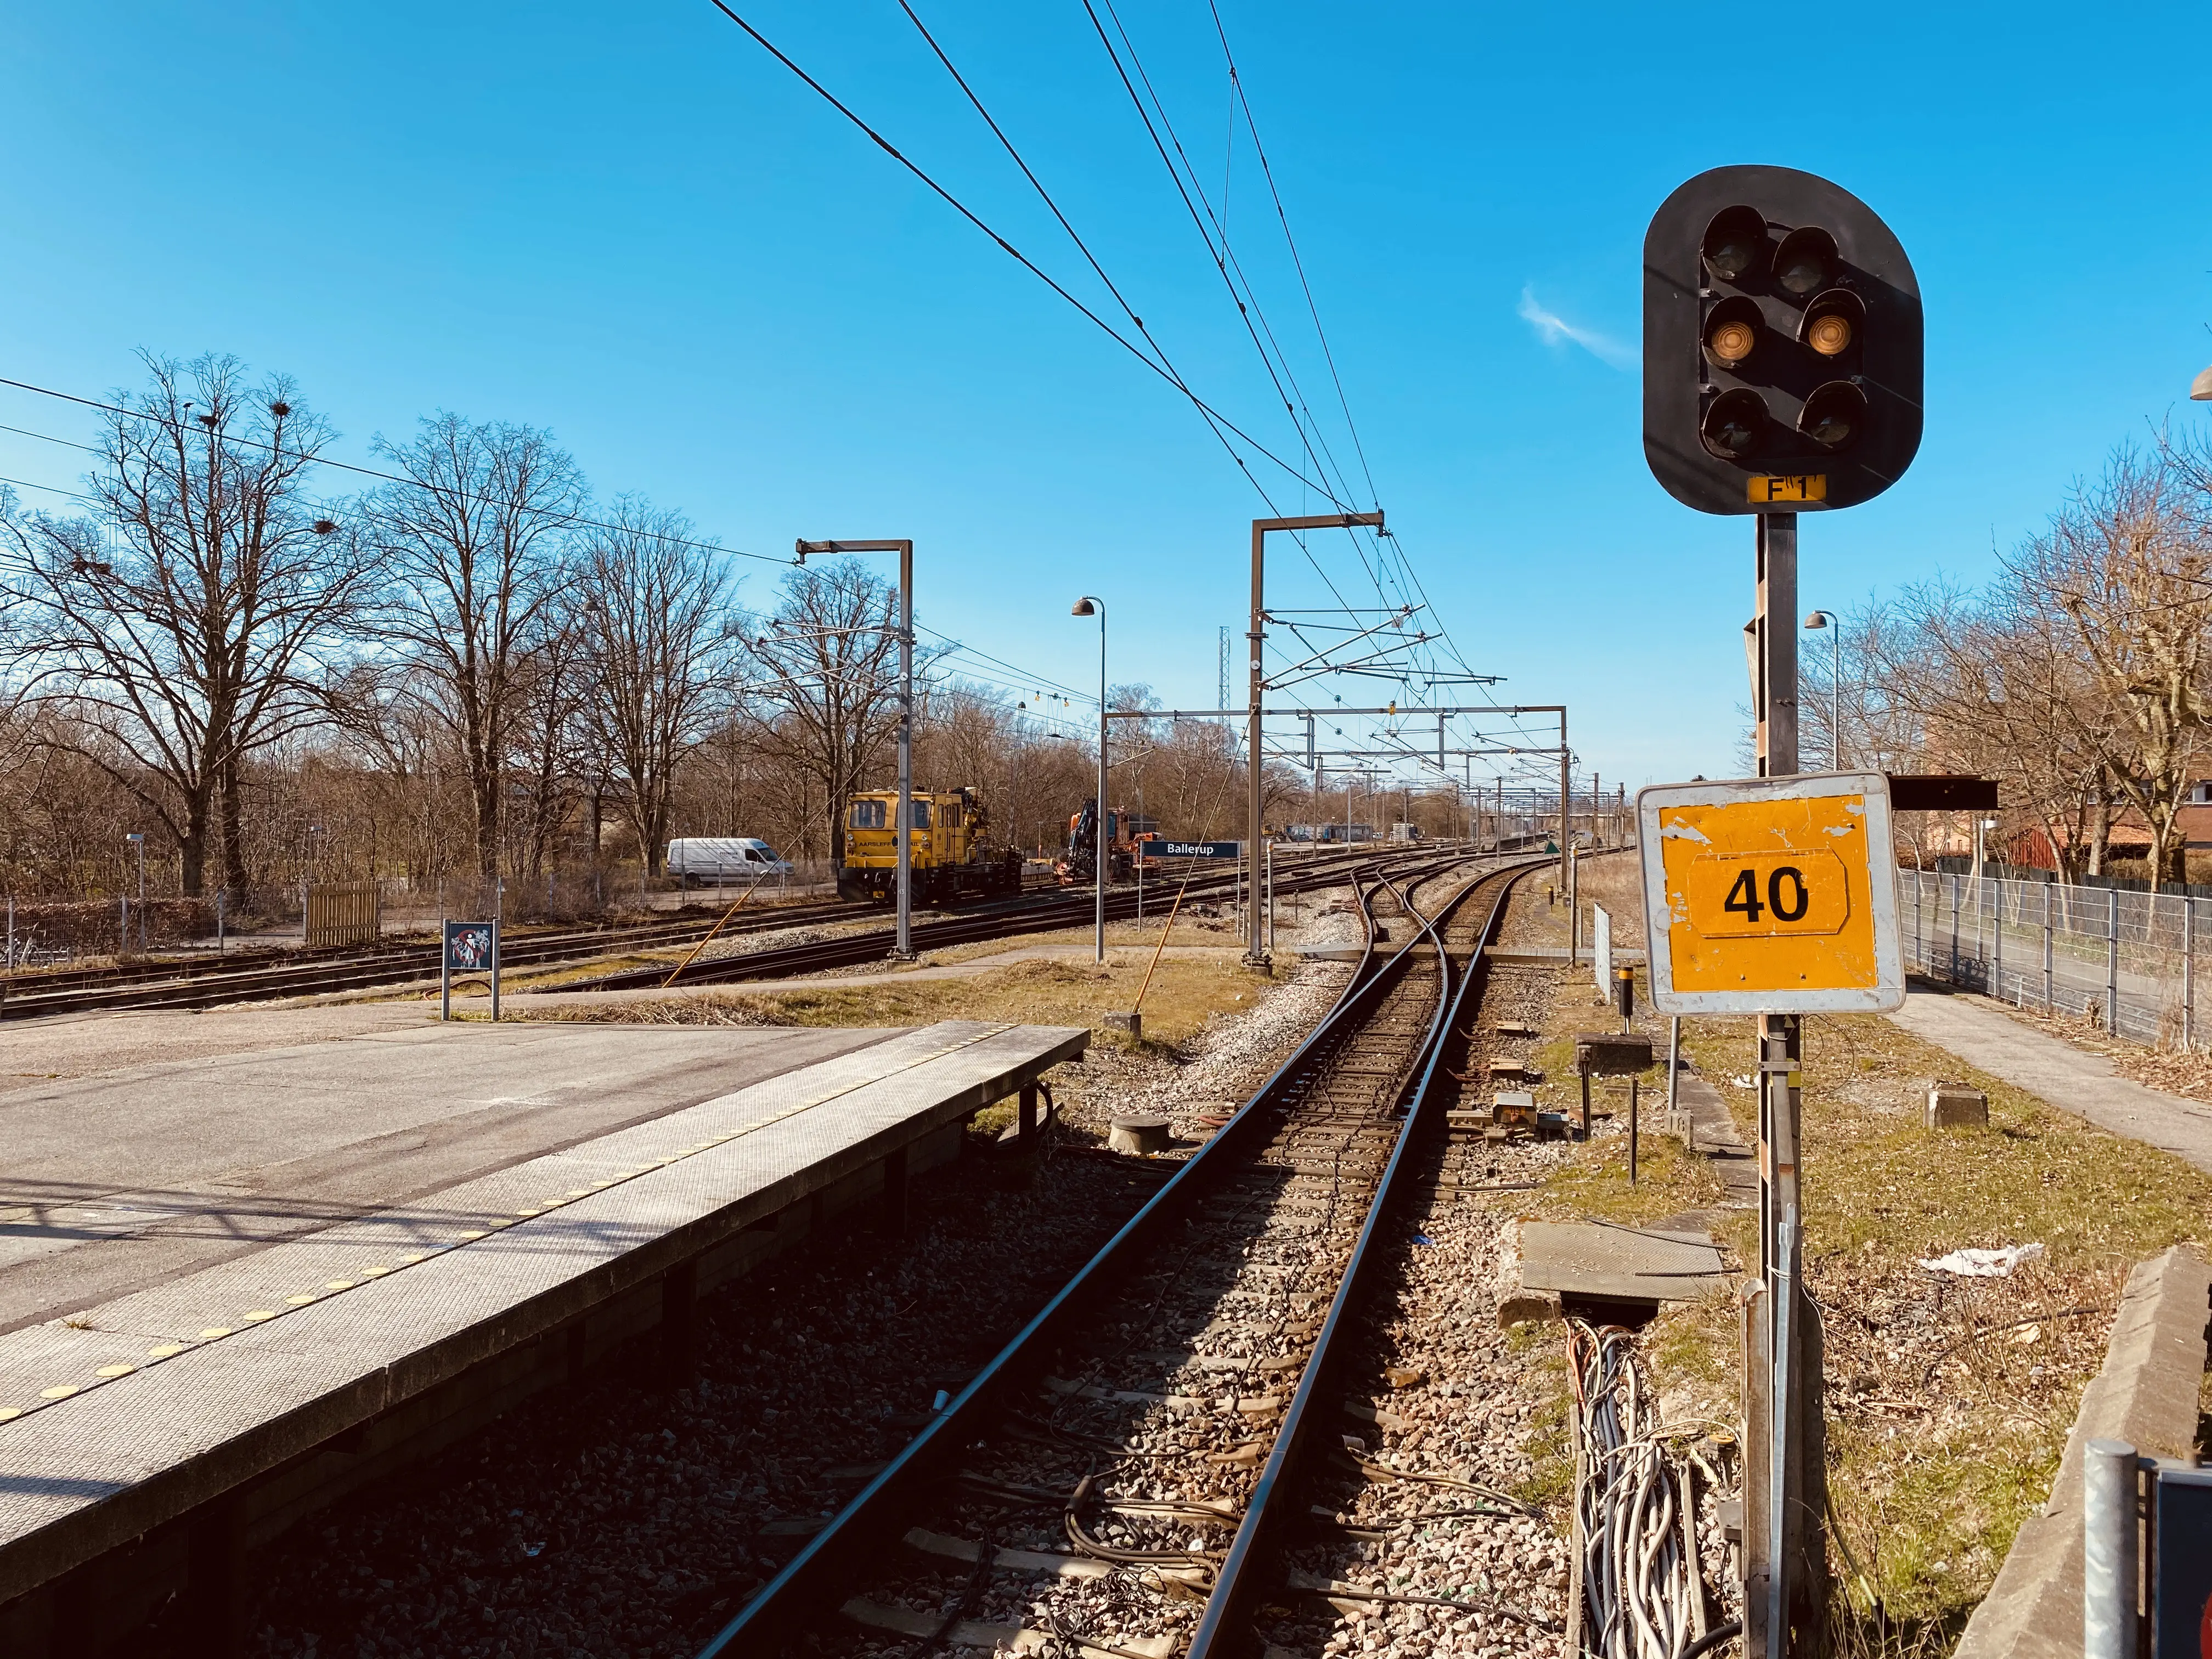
570 844 1453 996
0 899 863 1021
696 852 1539 1658
0 843 1471 1022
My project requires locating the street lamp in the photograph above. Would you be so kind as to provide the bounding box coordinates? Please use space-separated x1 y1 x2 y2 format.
1803 610 1843 770
1072 596 1107 964
2193 364 2212 401
125 833 146 953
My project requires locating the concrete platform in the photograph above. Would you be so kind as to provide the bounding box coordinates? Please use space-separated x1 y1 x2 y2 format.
0 1013 901 1331
1955 1244 2212 1659
0 1016 1085 1647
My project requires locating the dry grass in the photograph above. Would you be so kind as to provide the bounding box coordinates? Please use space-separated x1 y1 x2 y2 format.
506 951 1284 1051
1499 847 1645 954
1652 1011 2209 1651
1483 942 2212 1653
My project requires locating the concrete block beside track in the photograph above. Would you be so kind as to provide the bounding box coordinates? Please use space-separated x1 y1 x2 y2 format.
1953 1243 2211 1659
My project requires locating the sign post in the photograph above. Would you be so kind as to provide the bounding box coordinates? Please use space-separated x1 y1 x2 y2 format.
1643 162 1922 1659
1639 772 1904 1659
441 920 495 1023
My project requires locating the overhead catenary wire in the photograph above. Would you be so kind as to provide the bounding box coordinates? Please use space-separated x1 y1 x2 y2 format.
1084 13 1483 708
1074 0 1381 624
1204 0 1378 510
877 3 1483 750
0 372 791 566
1083 0 1365 529
888 0 1361 536
696 0 1351 512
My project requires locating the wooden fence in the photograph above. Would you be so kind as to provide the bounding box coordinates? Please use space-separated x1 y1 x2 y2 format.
305 882 381 947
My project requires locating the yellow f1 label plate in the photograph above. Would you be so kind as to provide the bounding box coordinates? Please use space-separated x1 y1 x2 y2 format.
1747 474 1826 504
1637 772 1903 1014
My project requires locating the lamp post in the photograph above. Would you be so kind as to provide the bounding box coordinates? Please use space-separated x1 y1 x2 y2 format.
1072 596 1108 964
2193 364 2212 401
125 833 146 952
1803 610 1843 770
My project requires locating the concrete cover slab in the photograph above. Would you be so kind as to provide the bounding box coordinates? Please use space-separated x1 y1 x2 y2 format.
1516 1221 1728 1302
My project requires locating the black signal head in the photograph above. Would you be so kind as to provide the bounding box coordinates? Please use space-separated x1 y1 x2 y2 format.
1799 287 1865 359
1798 380 1868 450
1773 225 1839 297
1644 165 1922 515
1701 295 1765 370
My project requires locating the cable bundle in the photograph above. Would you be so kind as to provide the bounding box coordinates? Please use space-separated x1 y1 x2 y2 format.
1566 1320 1717 1659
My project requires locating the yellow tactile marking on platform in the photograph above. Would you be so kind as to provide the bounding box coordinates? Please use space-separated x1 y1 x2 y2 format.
0 1024 1018 1427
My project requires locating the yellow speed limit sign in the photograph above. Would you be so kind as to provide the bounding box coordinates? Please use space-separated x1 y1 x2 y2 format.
1637 772 1904 1014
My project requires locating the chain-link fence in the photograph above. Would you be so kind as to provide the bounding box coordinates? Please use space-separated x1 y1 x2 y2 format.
1902 868 2208 1047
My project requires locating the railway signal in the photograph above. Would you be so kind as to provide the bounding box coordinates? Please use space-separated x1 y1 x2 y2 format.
1644 166 1922 516
1639 166 1925 1659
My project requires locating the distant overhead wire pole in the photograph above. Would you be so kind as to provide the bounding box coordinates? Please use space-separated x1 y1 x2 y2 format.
795 537 917 961
1246 511 1382 965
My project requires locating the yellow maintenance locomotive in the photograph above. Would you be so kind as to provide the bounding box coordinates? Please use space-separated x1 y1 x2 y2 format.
838 786 1024 905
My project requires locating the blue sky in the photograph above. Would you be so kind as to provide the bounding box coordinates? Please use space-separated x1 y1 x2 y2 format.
3 1 2209 795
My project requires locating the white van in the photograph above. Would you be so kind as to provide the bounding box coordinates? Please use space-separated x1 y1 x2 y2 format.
665 838 793 888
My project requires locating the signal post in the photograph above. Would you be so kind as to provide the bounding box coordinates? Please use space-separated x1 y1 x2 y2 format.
1640 166 1923 1659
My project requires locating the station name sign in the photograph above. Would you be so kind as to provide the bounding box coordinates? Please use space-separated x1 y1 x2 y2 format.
1637 772 1904 1014
1135 840 1242 862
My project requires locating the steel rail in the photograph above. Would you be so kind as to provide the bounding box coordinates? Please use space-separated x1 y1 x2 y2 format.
0 842 1477 1019
1186 854 1525 1656
694 851 1536 1657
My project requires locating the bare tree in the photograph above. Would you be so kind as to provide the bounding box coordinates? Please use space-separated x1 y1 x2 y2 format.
512 607 595 882
0 356 363 895
1869 582 2124 879
2021 446 2212 885
578 498 738 877
366 414 585 878
732 558 925 862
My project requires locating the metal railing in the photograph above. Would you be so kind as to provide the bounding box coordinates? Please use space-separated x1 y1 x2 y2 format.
1902 868 2206 1046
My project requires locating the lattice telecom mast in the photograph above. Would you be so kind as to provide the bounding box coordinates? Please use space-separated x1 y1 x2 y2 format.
1217 627 1230 727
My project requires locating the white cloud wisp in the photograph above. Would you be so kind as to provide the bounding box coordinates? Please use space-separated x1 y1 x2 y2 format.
1517 286 1635 370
